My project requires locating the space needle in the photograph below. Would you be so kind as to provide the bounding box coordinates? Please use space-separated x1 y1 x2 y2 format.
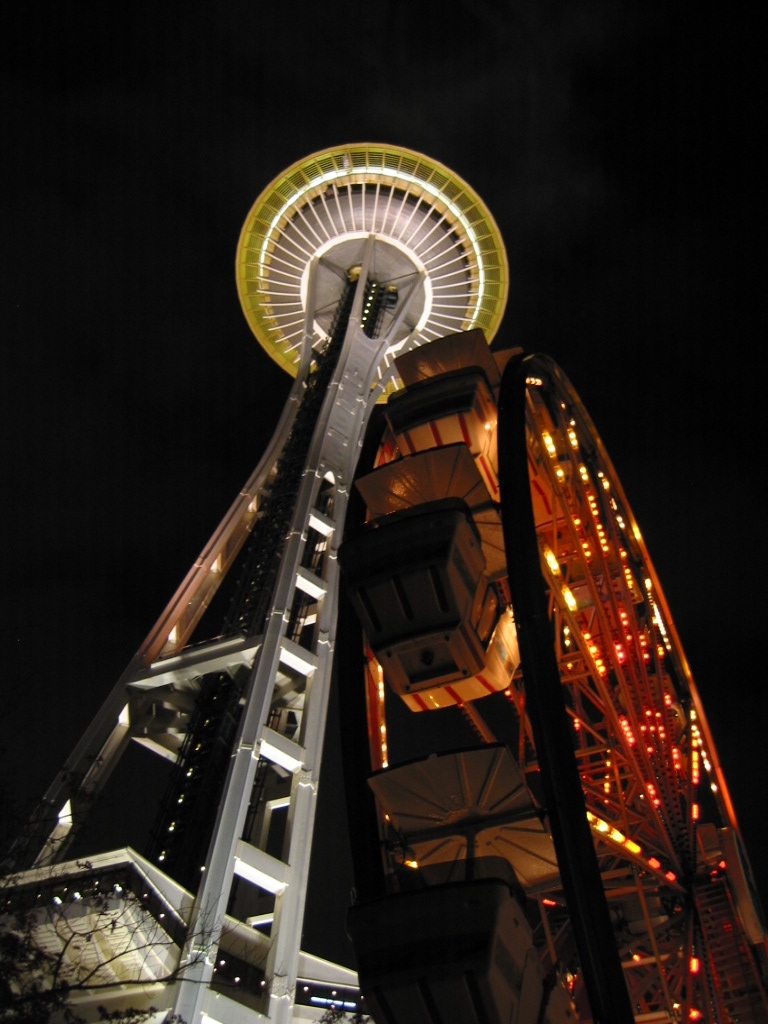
9 145 508 1023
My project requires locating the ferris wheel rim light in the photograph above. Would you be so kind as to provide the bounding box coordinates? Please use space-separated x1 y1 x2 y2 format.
236 144 508 382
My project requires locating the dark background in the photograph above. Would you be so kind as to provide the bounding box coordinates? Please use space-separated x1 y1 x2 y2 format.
3 1 765 965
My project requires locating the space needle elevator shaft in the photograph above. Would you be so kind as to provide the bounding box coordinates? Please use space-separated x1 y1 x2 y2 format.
173 236 425 1024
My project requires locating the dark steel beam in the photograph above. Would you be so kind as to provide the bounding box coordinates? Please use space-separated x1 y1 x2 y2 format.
498 353 635 1024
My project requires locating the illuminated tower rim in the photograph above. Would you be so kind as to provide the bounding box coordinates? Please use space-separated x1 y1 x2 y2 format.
236 142 509 394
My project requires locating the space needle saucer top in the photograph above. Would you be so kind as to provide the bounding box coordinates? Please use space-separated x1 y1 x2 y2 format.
235 143 508 399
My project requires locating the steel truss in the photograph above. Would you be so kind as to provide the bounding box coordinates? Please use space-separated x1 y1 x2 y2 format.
516 355 768 1022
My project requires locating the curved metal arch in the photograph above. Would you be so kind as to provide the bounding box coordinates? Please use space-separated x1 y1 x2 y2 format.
498 353 636 1024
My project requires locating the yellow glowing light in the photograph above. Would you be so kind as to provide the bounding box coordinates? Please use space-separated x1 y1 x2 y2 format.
587 811 643 857
563 586 578 611
544 548 561 576
237 144 508 389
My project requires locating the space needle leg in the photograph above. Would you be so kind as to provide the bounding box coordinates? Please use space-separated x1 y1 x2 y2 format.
173 237 425 1024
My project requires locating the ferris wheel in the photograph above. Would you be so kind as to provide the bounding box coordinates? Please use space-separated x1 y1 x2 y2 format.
337 331 768 1023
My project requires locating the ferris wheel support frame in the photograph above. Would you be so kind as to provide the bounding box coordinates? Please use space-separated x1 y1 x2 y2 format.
498 353 636 1024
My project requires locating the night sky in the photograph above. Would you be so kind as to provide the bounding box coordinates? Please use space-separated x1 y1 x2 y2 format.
3 0 766 962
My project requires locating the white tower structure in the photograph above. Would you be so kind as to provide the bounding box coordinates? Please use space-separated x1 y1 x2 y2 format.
9 144 508 1024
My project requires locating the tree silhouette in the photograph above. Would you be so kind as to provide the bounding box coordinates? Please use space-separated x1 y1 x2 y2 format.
0 855 207 1023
